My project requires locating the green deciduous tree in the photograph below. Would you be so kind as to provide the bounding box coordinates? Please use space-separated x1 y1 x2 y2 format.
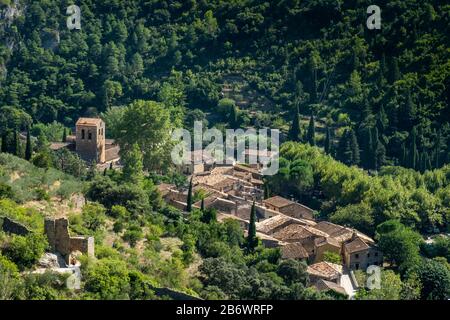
375 220 422 272
116 100 173 172
121 143 144 186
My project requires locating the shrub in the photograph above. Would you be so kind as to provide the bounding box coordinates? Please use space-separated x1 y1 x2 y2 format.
4 233 48 270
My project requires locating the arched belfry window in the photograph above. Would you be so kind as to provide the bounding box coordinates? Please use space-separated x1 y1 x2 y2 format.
81 129 85 139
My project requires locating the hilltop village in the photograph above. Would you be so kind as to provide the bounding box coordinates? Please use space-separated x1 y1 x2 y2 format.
157 139 383 298
49 117 384 297
0 117 386 299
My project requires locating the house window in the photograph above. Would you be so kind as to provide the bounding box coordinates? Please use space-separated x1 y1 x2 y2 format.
355 254 359 259
355 263 359 270
81 129 85 139
88 131 92 140
375 252 378 257
367 253 371 258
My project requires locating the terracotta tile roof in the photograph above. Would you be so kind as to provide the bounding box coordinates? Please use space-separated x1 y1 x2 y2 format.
192 167 234 187
256 214 293 234
315 279 347 296
314 236 341 248
76 117 103 126
314 221 344 235
344 237 370 254
157 183 176 196
263 196 293 208
271 224 328 242
250 178 264 185
233 164 260 175
315 221 374 244
211 177 236 190
307 262 342 280
281 242 309 260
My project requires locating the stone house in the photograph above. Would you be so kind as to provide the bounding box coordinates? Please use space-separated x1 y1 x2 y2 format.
263 196 314 220
271 224 328 255
313 236 341 263
343 235 383 270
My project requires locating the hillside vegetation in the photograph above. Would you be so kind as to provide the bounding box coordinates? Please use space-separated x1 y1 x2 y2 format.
0 0 449 171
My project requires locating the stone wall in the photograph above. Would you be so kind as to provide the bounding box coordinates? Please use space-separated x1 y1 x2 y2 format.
44 218 94 263
0 216 31 236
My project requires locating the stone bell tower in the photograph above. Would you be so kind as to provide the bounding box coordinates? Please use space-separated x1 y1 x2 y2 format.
75 118 105 163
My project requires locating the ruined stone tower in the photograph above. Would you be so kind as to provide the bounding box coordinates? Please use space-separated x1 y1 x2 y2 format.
75 118 105 163
44 218 95 264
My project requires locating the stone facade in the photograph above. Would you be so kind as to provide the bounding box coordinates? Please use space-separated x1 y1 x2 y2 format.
44 218 94 264
75 118 105 163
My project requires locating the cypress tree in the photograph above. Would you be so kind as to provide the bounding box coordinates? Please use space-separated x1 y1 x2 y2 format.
337 130 355 165
12 131 19 156
289 104 302 142
25 128 32 161
404 89 415 130
410 128 418 170
349 129 360 165
361 127 374 169
289 81 305 142
337 130 348 164
246 201 258 252
1 132 7 153
390 58 400 83
374 141 386 171
371 127 380 169
435 129 442 168
200 198 205 212
426 153 432 171
401 143 407 167
264 183 270 200
187 176 193 212
307 112 316 146
376 105 388 133
229 105 238 128
62 127 67 142
325 127 332 154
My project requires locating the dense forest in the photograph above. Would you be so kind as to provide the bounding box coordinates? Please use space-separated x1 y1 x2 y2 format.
1 0 449 171
1 0 450 300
